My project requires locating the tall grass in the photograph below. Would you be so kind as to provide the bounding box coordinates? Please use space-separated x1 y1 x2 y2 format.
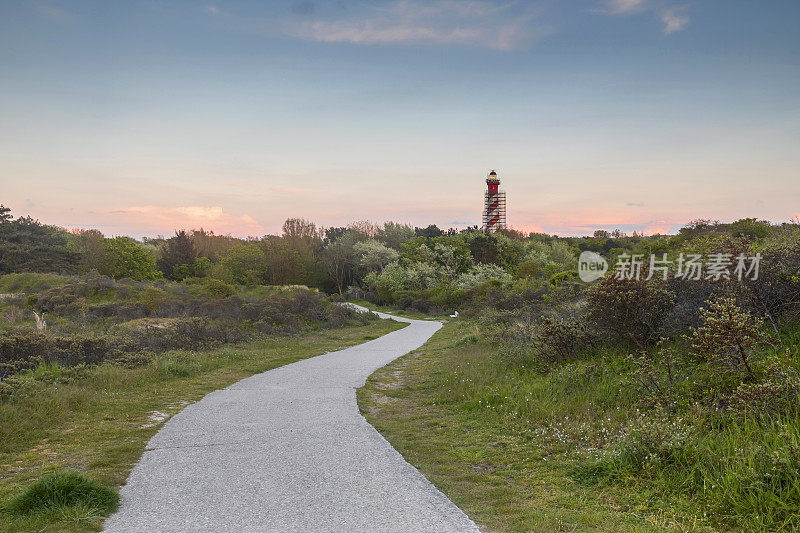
577 413 800 530
370 318 800 531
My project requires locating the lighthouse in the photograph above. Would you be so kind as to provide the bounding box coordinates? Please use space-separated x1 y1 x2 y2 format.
482 170 506 232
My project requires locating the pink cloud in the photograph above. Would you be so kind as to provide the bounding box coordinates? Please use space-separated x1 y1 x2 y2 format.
108 205 264 237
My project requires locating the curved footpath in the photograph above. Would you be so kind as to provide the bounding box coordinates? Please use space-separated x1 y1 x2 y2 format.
104 307 480 533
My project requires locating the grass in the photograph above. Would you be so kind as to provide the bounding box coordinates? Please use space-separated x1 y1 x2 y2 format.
0 274 71 295
0 317 405 532
358 319 725 532
6 471 118 517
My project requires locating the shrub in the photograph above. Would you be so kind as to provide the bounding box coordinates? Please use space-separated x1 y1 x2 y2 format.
6 471 118 516
135 317 239 351
0 273 70 293
722 360 800 419
587 276 674 349
534 315 597 364
690 297 771 382
614 415 694 473
548 269 580 286
626 345 688 410
201 278 234 297
139 286 168 313
456 264 512 290
739 229 800 328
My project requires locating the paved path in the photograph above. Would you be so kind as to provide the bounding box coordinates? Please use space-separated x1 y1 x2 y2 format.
104 308 480 533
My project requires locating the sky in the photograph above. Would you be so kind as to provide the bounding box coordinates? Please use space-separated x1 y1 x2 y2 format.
1 0 799 238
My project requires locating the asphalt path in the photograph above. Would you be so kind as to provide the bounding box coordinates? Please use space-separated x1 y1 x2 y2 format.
104 306 480 532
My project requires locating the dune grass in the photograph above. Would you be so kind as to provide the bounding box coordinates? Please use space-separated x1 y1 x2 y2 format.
359 319 767 532
6 471 118 518
0 318 405 532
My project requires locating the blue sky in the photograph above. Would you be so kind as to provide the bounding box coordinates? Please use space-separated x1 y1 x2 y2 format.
1 0 799 236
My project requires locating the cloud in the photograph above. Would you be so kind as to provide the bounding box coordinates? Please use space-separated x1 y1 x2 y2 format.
658 7 689 34
603 0 648 14
626 201 644 207
111 206 264 236
288 0 550 51
595 0 690 35
203 5 221 16
640 221 675 235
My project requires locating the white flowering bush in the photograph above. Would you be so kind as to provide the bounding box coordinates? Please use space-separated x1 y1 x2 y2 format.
456 264 512 290
354 239 399 273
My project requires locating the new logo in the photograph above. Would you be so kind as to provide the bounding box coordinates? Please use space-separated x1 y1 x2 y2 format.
578 251 608 282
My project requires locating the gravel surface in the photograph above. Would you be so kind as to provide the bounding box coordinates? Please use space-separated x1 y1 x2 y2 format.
104 308 480 532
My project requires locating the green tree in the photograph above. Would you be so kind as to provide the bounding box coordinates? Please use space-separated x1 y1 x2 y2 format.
0 207 80 274
259 236 306 285
322 231 359 294
190 256 213 278
280 218 322 285
217 244 267 285
68 229 106 272
354 239 399 274
376 222 414 250
414 224 444 238
157 230 197 280
99 237 160 280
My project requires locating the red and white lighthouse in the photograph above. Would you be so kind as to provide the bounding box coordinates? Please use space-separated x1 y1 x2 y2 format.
482 170 506 232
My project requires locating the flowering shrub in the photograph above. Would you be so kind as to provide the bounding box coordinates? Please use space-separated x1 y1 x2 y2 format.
690 297 771 382
614 415 694 472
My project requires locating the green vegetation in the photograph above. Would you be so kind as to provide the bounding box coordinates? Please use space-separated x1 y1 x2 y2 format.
0 313 403 532
5 471 118 519
0 268 404 532
97 237 160 281
3 203 799 531
360 317 800 532
356 219 800 532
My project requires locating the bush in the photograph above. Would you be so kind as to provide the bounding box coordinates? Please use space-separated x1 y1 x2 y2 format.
535 315 597 363
613 415 694 473
135 317 243 351
0 332 135 379
456 264 512 290
0 273 70 294
6 471 118 516
201 278 234 297
626 345 688 410
690 296 771 382
722 360 800 419
739 229 800 328
587 276 674 349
